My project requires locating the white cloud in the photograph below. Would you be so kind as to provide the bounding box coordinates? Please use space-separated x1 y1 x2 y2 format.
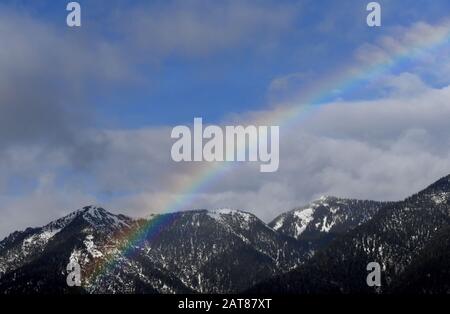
3 81 450 237
354 19 450 86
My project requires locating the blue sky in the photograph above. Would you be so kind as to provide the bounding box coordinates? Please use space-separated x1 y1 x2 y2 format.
3 0 450 128
92 0 450 126
1 0 450 236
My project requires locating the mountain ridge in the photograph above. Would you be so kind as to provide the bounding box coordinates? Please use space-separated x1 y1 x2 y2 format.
0 206 310 293
249 175 450 294
1 175 449 294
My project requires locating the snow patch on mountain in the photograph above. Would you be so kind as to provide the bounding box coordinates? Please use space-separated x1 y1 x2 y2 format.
69 249 82 265
431 192 449 204
270 196 385 241
207 208 251 220
22 228 61 254
320 216 333 233
273 216 285 230
81 206 132 229
84 235 103 258
207 209 253 230
292 207 315 237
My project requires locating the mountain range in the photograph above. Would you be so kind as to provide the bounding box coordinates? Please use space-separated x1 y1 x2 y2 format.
0 175 449 294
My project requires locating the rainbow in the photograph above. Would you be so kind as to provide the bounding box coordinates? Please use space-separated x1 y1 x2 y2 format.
88 19 450 282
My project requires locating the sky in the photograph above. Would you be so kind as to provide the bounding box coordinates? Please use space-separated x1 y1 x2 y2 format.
1 0 450 237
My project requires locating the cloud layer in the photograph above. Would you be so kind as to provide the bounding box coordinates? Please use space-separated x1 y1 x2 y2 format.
3 77 450 237
1 4 450 238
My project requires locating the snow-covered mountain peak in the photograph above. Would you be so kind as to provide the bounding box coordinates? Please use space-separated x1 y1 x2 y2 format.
270 197 385 240
317 195 333 202
314 195 345 205
78 206 133 229
82 205 107 215
207 208 253 220
206 208 257 229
